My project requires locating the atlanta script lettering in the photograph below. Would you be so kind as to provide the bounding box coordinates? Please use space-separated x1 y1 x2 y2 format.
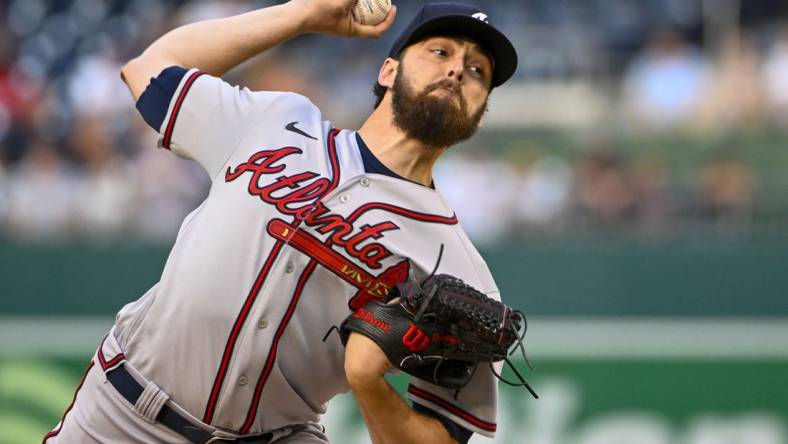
225 147 398 269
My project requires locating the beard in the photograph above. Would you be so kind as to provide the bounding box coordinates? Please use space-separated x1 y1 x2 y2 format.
390 63 487 149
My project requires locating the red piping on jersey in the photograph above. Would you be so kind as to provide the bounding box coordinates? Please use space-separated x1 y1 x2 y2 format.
202 240 286 424
326 129 341 188
162 70 206 150
96 335 125 371
42 360 95 443
408 385 497 432
240 259 318 433
347 202 458 225
203 128 342 427
237 130 342 432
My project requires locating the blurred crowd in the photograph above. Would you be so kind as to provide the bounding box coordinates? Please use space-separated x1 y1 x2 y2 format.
1 0 787 245
436 148 758 244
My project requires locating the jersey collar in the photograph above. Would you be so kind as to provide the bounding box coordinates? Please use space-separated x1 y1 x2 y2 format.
354 132 435 189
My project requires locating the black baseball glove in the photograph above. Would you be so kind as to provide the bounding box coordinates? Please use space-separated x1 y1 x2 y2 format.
336 274 537 397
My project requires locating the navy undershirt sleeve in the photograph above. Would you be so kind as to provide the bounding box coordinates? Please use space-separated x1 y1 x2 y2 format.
413 402 473 444
135 66 188 131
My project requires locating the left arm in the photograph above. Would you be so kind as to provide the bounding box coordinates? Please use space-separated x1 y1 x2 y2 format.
344 333 458 444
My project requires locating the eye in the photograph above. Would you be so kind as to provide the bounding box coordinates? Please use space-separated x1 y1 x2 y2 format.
468 65 484 77
431 48 448 57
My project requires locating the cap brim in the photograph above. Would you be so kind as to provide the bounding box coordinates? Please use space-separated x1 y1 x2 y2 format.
391 15 518 87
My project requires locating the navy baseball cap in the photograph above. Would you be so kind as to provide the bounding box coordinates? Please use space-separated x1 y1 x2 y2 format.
388 2 518 88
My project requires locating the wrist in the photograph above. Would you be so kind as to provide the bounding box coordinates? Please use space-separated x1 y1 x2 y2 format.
344 332 391 387
345 359 387 388
346 367 388 392
285 0 323 34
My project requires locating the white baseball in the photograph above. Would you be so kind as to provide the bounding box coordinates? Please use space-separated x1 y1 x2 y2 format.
352 0 391 26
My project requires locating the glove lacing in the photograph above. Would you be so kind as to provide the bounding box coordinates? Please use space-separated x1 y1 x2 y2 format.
488 309 538 398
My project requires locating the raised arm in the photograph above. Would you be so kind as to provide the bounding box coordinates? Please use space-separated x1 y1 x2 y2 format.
120 0 397 100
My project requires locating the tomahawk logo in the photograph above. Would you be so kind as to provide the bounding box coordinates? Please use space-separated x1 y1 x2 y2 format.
472 12 489 23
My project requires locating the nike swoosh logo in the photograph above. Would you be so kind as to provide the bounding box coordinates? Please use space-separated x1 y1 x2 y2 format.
285 121 317 140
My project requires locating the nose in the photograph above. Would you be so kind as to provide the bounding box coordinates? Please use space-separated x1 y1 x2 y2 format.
446 58 465 83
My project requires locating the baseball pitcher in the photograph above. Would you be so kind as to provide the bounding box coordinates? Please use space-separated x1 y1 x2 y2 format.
44 1 529 443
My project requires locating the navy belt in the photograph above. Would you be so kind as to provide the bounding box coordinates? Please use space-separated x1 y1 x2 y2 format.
106 365 274 444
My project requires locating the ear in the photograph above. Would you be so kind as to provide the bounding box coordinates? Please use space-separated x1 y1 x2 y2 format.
378 57 399 89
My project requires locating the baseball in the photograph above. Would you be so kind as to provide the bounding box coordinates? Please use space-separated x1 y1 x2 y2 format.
352 0 391 26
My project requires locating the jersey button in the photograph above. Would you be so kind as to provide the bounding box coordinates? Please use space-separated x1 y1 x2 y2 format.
360 176 370 187
258 319 268 329
285 261 295 273
224 422 234 429
238 375 248 386
339 194 350 203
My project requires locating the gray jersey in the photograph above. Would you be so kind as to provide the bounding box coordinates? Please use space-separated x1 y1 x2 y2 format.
102 68 501 437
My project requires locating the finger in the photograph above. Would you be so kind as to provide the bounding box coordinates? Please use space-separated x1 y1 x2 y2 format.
353 5 397 38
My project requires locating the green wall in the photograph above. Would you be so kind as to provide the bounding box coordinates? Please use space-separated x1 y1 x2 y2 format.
1 240 786 316
486 240 788 316
11 356 788 444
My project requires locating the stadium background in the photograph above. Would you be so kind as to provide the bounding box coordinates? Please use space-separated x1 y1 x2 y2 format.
1 0 788 443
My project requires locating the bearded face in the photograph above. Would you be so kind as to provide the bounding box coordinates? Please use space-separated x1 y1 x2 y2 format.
390 60 488 149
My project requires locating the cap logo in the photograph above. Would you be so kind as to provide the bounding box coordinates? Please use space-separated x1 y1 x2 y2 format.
472 12 489 23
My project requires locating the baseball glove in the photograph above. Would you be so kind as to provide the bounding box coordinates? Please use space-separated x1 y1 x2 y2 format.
334 274 537 397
